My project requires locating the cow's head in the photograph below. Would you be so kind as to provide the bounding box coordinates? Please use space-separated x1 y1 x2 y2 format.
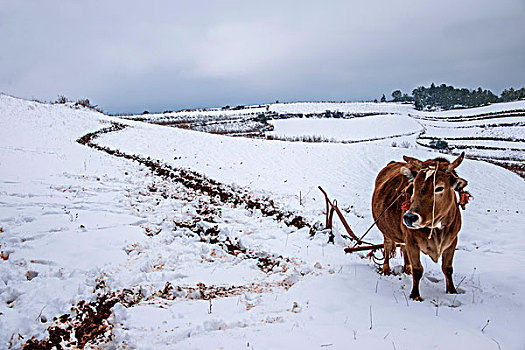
400 152 468 230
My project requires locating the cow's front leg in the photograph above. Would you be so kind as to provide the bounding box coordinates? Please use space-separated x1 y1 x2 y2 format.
401 245 412 275
442 238 458 294
405 242 423 301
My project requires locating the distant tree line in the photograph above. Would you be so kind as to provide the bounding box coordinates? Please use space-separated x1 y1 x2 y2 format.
411 83 499 110
500 87 525 102
386 83 525 111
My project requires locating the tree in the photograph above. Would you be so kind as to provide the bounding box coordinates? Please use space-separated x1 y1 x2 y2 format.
392 90 402 101
381 94 387 102
501 87 525 102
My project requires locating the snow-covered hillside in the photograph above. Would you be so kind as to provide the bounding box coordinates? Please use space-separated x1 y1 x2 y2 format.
267 114 422 142
1 94 525 349
413 101 525 172
129 101 525 176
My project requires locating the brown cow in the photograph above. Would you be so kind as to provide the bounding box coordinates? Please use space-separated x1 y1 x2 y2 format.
372 152 468 300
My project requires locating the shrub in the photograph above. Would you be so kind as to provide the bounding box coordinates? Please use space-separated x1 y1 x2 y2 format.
400 141 411 148
74 98 103 113
429 139 449 150
75 98 91 108
55 95 68 104
257 113 268 124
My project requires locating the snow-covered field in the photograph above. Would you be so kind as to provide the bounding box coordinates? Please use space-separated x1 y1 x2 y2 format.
268 102 414 115
1 94 525 349
413 100 525 118
267 115 422 142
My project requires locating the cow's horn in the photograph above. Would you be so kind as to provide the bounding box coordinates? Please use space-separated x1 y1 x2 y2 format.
403 155 424 169
447 152 465 172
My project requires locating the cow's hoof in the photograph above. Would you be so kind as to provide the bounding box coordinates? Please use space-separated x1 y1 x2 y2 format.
409 292 423 301
381 266 391 276
446 288 458 294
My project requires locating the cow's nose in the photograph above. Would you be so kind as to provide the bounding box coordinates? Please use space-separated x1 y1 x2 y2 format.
403 212 420 227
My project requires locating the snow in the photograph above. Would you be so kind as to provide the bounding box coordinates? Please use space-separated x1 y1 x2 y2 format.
414 100 525 118
1 94 525 349
268 115 423 142
269 102 414 115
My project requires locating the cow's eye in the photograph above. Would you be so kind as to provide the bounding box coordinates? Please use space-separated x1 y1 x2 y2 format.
435 186 444 193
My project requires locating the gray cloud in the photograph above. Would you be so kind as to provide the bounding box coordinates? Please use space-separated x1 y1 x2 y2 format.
1 0 524 113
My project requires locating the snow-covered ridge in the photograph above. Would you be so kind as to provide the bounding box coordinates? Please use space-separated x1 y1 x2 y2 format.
126 99 525 121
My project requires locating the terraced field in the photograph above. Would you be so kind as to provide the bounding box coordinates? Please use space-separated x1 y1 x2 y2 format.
414 104 525 177
131 101 525 177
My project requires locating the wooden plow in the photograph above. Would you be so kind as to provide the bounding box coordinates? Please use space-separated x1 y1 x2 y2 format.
318 186 401 264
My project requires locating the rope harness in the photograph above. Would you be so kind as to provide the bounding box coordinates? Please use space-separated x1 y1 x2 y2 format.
352 182 413 249
401 190 472 211
400 163 472 239
401 188 472 213
428 163 439 239
401 192 411 211
344 155 472 258
458 190 472 210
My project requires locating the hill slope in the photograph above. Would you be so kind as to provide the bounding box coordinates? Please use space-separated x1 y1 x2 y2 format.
1 95 524 349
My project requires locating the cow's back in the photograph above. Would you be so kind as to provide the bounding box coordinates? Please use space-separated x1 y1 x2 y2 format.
372 161 410 243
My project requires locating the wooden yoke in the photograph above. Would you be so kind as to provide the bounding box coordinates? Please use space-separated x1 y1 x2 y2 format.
318 186 402 256
318 186 360 242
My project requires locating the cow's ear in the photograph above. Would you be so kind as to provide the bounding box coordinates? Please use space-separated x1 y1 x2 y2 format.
452 177 468 191
401 166 417 182
403 156 423 169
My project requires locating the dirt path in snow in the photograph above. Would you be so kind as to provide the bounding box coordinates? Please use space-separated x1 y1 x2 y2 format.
77 122 311 230
22 122 323 349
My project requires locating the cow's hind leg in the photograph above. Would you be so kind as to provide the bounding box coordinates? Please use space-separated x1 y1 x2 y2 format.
382 237 395 275
442 238 458 294
405 242 423 301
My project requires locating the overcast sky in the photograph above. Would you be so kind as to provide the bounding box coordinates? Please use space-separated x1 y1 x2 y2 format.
1 1 524 113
